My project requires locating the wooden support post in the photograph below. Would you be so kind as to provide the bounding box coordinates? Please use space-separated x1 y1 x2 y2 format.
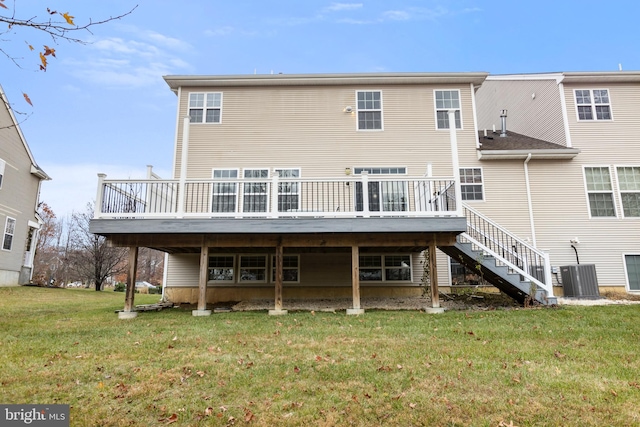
347 245 364 315
426 239 445 314
193 244 212 316
119 246 139 319
269 242 287 315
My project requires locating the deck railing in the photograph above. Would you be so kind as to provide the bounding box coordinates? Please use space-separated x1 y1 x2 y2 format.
94 174 462 219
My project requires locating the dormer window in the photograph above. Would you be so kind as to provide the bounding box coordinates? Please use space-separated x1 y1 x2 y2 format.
575 89 612 121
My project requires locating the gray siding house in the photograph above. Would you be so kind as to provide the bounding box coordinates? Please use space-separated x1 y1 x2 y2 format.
0 86 50 286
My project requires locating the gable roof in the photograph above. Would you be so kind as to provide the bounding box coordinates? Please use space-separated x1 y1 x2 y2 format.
478 130 580 160
0 85 50 180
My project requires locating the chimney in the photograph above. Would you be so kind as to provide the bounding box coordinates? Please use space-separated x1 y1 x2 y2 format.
500 109 508 137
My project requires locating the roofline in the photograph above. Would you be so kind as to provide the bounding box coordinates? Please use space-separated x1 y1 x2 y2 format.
487 71 640 84
479 148 581 160
163 72 489 92
0 84 50 181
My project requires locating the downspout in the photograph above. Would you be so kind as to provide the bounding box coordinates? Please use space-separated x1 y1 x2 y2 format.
447 109 462 217
523 153 537 247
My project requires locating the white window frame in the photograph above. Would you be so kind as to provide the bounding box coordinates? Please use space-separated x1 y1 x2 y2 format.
615 166 640 218
242 168 270 213
356 90 383 131
434 89 463 130
353 167 408 212
2 216 15 251
623 254 640 292
239 254 268 283
211 169 239 213
270 254 300 283
574 89 612 121
208 254 236 283
274 168 301 212
358 254 412 282
583 166 616 218
0 158 5 189
189 92 223 124
459 167 484 201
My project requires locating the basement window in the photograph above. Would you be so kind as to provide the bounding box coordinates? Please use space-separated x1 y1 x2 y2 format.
359 254 411 282
239 255 268 282
271 255 300 283
208 255 235 282
625 255 640 292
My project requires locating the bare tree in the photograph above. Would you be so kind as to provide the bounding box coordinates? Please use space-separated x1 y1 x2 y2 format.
69 203 128 291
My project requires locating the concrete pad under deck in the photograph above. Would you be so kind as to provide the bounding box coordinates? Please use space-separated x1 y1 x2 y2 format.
192 309 212 316
346 308 365 315
118 311 138 319
269 309 288 316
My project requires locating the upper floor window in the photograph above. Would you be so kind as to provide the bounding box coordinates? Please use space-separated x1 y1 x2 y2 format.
0 158 5 189
460 168 484 201
2 217 16 251
617 166 640 217
575 89 612 121
356 91 382 130
584 166 616 217
242 169 269 213
275 168 300 212
189 92 222 123
435 90 462 129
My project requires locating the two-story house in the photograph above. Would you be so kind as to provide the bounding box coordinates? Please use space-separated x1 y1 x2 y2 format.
0 85 50 286
94 72 562 317
470 71 640 296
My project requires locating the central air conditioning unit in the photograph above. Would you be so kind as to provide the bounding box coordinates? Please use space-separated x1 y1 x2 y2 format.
560 264 600 298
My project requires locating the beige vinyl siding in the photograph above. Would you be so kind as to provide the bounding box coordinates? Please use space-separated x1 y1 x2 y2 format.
166 251 425 290
173 84 478 180
0 99 41 283
476 79 566 145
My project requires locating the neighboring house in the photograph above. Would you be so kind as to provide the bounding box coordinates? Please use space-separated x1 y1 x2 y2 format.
91 70 640 317
0 85 50 286
470 71 640 295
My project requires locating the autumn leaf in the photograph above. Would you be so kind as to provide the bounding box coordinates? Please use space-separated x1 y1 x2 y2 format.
293 366 300 373
244 409 255 422
43 45 56 57
39 52 47 70
61 12 75 26
0 1 6 10
166 413 178 424
22 93 33 106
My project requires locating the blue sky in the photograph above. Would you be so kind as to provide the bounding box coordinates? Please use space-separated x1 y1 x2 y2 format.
2 0 639 218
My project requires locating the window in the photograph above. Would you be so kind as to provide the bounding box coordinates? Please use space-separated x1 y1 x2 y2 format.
212 169 238 212
460 168 483 201
359 254 411 282
275 169 300 212
625 255 640 291
584 167 616 217
208 255 235 282
435 90 462 129
189 92 222 123
242 169 269 212
0 159 5 189
617 167 640 217
2 217 15 251
239 255 267 282
356 91 382 130
575 89 612 121
271 255 300 282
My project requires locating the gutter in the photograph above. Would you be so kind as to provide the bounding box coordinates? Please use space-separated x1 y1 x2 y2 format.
479 148 580 160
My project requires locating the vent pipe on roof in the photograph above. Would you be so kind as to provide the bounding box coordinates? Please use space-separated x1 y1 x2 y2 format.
500 109 507 137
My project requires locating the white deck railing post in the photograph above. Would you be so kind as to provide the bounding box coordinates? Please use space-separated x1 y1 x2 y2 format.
271 175 279 218
95 173 107 219
448 110 463 217
177 117 190 218
361 171 370 218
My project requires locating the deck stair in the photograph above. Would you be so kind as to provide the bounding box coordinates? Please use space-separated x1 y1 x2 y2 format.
439 204 557 305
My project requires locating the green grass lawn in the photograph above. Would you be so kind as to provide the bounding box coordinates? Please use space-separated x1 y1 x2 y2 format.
1 287 639 426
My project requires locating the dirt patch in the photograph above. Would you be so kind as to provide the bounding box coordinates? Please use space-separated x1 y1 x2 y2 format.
231 292 521 312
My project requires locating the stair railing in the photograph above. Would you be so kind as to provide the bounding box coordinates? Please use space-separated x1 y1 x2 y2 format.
461 203 554 298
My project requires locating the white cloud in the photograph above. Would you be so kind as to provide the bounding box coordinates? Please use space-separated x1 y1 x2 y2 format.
327 3 363 12
382 10 411 21
66 27 192 88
